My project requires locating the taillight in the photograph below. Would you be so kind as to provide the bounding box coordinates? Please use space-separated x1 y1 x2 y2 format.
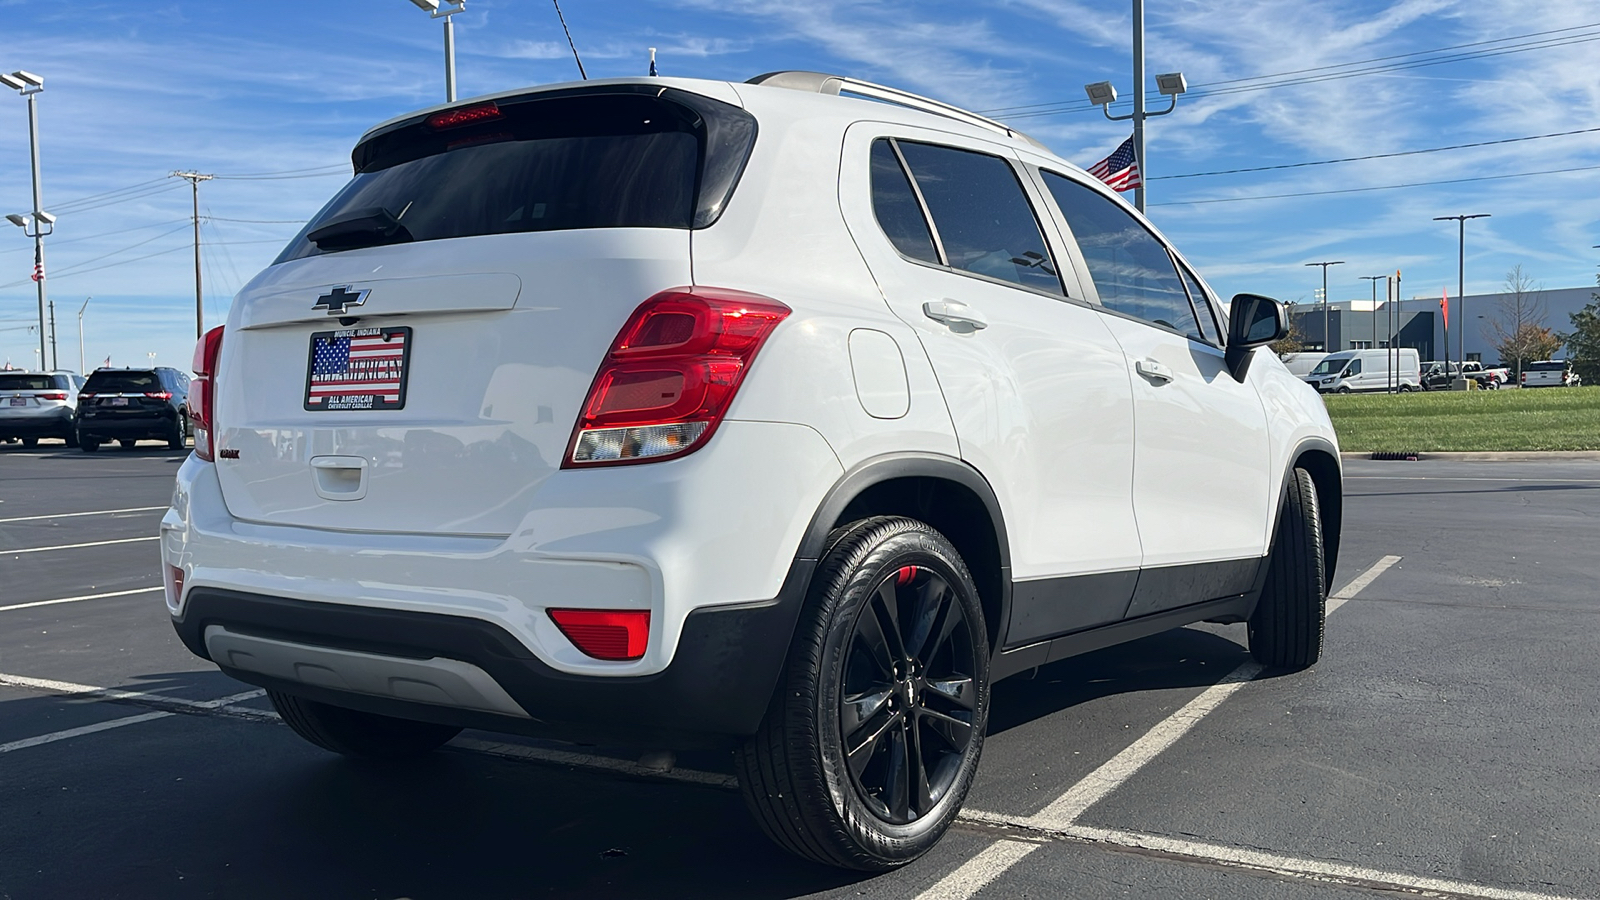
144 391 172 400
548 609 650 661
78 393 96 399
563 287 790 467
190 325 224 461
38 392 67 400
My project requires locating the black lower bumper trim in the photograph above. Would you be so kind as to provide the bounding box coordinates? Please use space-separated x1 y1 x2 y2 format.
174 562 813 749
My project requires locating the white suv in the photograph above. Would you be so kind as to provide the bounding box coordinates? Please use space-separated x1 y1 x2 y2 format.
162 72 1342 870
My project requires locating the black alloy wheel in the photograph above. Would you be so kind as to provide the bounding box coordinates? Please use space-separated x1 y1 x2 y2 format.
840 564 977 825
737 516 990 871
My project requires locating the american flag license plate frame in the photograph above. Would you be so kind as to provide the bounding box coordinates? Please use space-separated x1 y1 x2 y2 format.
303 325 412 412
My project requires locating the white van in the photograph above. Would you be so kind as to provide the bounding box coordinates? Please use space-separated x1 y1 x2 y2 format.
1305 349 1420 393
1280 352 1328 378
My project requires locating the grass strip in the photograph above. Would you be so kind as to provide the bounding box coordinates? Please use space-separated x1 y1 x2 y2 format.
1322 385 1600 452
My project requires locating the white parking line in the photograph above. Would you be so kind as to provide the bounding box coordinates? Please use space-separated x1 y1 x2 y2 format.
0 711 175 754
958 816 1589 900
933 554 1402 898
0 506 166 524
0 672 274 719
0 586 163 614
912 839 1042 900
1348 476 1600 483
6 535 160 555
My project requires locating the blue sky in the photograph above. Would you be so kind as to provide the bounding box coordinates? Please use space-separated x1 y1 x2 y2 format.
3 0 1598 371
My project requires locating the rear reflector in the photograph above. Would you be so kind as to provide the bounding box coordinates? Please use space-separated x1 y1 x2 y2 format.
163 565 185 609
548 609 650 661
563 287 790 467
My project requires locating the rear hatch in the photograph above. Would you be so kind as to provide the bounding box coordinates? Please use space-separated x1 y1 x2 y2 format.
0 373 70 416
212 84 756 535
80 370 168 419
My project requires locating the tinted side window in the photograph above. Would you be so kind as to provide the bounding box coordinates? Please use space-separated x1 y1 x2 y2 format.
896 142 1063 295
1175 261 1220 344
870 140 939 264
1043 172 1201 340
1347 359 1362 375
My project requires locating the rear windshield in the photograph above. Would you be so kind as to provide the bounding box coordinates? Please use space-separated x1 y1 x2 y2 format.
1526 361 1566 371
84 371 160 392
275 87 757 264
0 374 62 391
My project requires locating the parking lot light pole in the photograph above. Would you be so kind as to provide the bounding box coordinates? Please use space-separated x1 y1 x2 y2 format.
1360 275 1387 353
1082 0 1186 214
1434 214 1489 372
1305 261 1345 352
406 0 466 102
3 70 51 371
77 296 90 374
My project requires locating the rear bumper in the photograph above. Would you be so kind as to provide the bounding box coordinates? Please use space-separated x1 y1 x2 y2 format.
80 409 177 438
175 577 808 747
0 408 73 437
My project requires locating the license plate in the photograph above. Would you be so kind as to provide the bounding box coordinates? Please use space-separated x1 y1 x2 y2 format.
304 325 412 411
110 397 129 406
7 397 23 407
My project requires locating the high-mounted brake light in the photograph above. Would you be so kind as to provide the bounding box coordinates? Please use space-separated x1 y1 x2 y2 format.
189 325 224 462
426 103 502 130
563 287 790 467
548 609 650 661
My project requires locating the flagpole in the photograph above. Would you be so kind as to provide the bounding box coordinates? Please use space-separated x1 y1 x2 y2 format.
1132 0 1145 212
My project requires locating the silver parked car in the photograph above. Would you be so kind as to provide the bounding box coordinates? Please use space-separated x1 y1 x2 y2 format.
0 371 83 448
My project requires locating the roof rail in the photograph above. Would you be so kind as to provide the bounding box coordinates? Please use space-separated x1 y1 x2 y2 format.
746 71 1049 151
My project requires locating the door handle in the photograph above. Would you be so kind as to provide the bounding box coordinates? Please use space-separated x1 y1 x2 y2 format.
922 300 989 332
1135 358 1174 383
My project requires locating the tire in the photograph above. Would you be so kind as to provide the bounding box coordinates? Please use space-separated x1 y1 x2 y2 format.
20 437 37 449
736 517 990 871
80 438 100 452
65 428 79 448
1334 385 1351 394
167 416 186 450
1249 468 1326 670
267 690 462 759
119 439 136 450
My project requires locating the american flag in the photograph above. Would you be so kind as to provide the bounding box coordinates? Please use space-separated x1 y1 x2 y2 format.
308 329 407 406
31 246 43 283
1088 136 1141 193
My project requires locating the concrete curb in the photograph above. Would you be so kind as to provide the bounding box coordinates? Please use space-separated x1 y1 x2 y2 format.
1341 451 1600 461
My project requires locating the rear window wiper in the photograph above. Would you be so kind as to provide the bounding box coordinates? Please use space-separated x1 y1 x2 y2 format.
307 206 414 252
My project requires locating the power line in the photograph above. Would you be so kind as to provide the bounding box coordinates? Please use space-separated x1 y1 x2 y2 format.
202 216 307 224
212 164 347 179
1151 162 1600 207
984 25 1600 121
0 218 191 256
1152 125 1600 180
0 243 189 291
52 183 186 216
981 22 1600 114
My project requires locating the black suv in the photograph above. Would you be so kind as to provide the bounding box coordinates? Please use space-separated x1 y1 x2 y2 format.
77 367 191 451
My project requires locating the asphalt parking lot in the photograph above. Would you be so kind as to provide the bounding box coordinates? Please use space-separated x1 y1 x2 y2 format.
3 443 1598 900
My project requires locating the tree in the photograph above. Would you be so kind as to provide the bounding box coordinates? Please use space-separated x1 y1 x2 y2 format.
1562 273 1600 386
1272 300 1306 358
1484 265 1551 381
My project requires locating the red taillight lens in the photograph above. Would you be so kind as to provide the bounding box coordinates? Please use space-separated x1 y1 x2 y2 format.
427 102 501 129
144 391 172 400
38 392 67 400
548 609 650 661
563 287 790 467
190 325 224 461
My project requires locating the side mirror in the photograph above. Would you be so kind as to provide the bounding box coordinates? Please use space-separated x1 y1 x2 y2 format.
1225 293 1287 382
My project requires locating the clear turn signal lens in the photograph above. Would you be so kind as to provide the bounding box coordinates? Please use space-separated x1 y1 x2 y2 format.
572 421 708 462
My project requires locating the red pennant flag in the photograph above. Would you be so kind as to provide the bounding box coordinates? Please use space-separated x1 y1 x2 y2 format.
1441 287 1449 327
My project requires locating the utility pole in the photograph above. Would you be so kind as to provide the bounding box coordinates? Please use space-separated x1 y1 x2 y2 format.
1392 269 1403 392
172 172 213 339
1305 261 1345 352
1434 214 1489 376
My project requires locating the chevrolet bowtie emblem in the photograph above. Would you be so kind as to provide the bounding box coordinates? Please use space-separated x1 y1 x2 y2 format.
313 286 370 315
